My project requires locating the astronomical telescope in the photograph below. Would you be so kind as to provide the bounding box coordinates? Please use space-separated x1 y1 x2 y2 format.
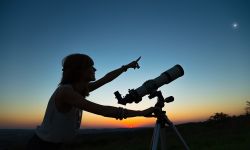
114 64 190 150
114 64 184 105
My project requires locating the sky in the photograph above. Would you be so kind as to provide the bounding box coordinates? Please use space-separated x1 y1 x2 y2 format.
0 0 249 129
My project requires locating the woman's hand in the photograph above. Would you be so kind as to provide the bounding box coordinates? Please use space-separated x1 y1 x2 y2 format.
126 56 141 70
141 107 159 117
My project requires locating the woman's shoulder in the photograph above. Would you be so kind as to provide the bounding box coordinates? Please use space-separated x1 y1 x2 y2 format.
56 84 74 94
54 84 74 113
54 84 75 102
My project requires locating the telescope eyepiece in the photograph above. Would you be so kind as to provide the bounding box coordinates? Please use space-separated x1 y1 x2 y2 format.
114 91 124 105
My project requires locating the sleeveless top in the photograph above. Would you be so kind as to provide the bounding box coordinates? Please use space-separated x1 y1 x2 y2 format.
35 84 82 143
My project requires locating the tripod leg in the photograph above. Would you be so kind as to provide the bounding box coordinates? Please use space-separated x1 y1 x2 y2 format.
160 127 167 150
151 122 161 150
168 122 190 150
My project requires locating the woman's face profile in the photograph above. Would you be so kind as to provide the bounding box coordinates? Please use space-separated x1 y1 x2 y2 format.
81 65 96 82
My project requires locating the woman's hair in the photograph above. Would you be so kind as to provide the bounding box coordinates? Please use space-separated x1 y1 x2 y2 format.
59 53 94 85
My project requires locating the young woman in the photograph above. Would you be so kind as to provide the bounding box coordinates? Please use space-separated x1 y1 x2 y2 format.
26 53 157 149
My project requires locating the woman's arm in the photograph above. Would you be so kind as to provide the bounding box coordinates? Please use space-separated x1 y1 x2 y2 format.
88 57 141 92
59 86 155 119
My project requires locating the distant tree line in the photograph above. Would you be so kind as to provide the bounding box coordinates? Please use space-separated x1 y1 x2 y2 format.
207 101 250 122
208 112 230 122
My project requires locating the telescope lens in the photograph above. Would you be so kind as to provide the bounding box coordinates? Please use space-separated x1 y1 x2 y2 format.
175 64 184 76
161 64 184 83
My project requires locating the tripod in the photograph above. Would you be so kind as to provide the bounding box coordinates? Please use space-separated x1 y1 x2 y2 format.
149 91 190 150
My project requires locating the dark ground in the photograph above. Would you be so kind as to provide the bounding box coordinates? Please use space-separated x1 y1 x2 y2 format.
1 115 249 150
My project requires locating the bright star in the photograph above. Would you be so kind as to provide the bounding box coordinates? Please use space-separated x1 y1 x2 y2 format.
232 22 239 29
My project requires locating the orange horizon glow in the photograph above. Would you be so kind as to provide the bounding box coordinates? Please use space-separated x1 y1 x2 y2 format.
0 98 245 129
0 108 244 129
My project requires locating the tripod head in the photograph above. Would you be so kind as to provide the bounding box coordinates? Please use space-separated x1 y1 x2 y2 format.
148 90 174 127
148 90 174 109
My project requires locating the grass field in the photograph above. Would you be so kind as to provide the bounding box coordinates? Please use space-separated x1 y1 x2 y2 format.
2 115 250 150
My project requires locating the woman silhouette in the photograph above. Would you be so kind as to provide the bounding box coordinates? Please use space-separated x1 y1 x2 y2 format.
26 53 156 149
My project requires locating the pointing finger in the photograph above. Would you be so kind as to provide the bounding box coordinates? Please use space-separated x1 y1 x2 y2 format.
135 56 141 62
